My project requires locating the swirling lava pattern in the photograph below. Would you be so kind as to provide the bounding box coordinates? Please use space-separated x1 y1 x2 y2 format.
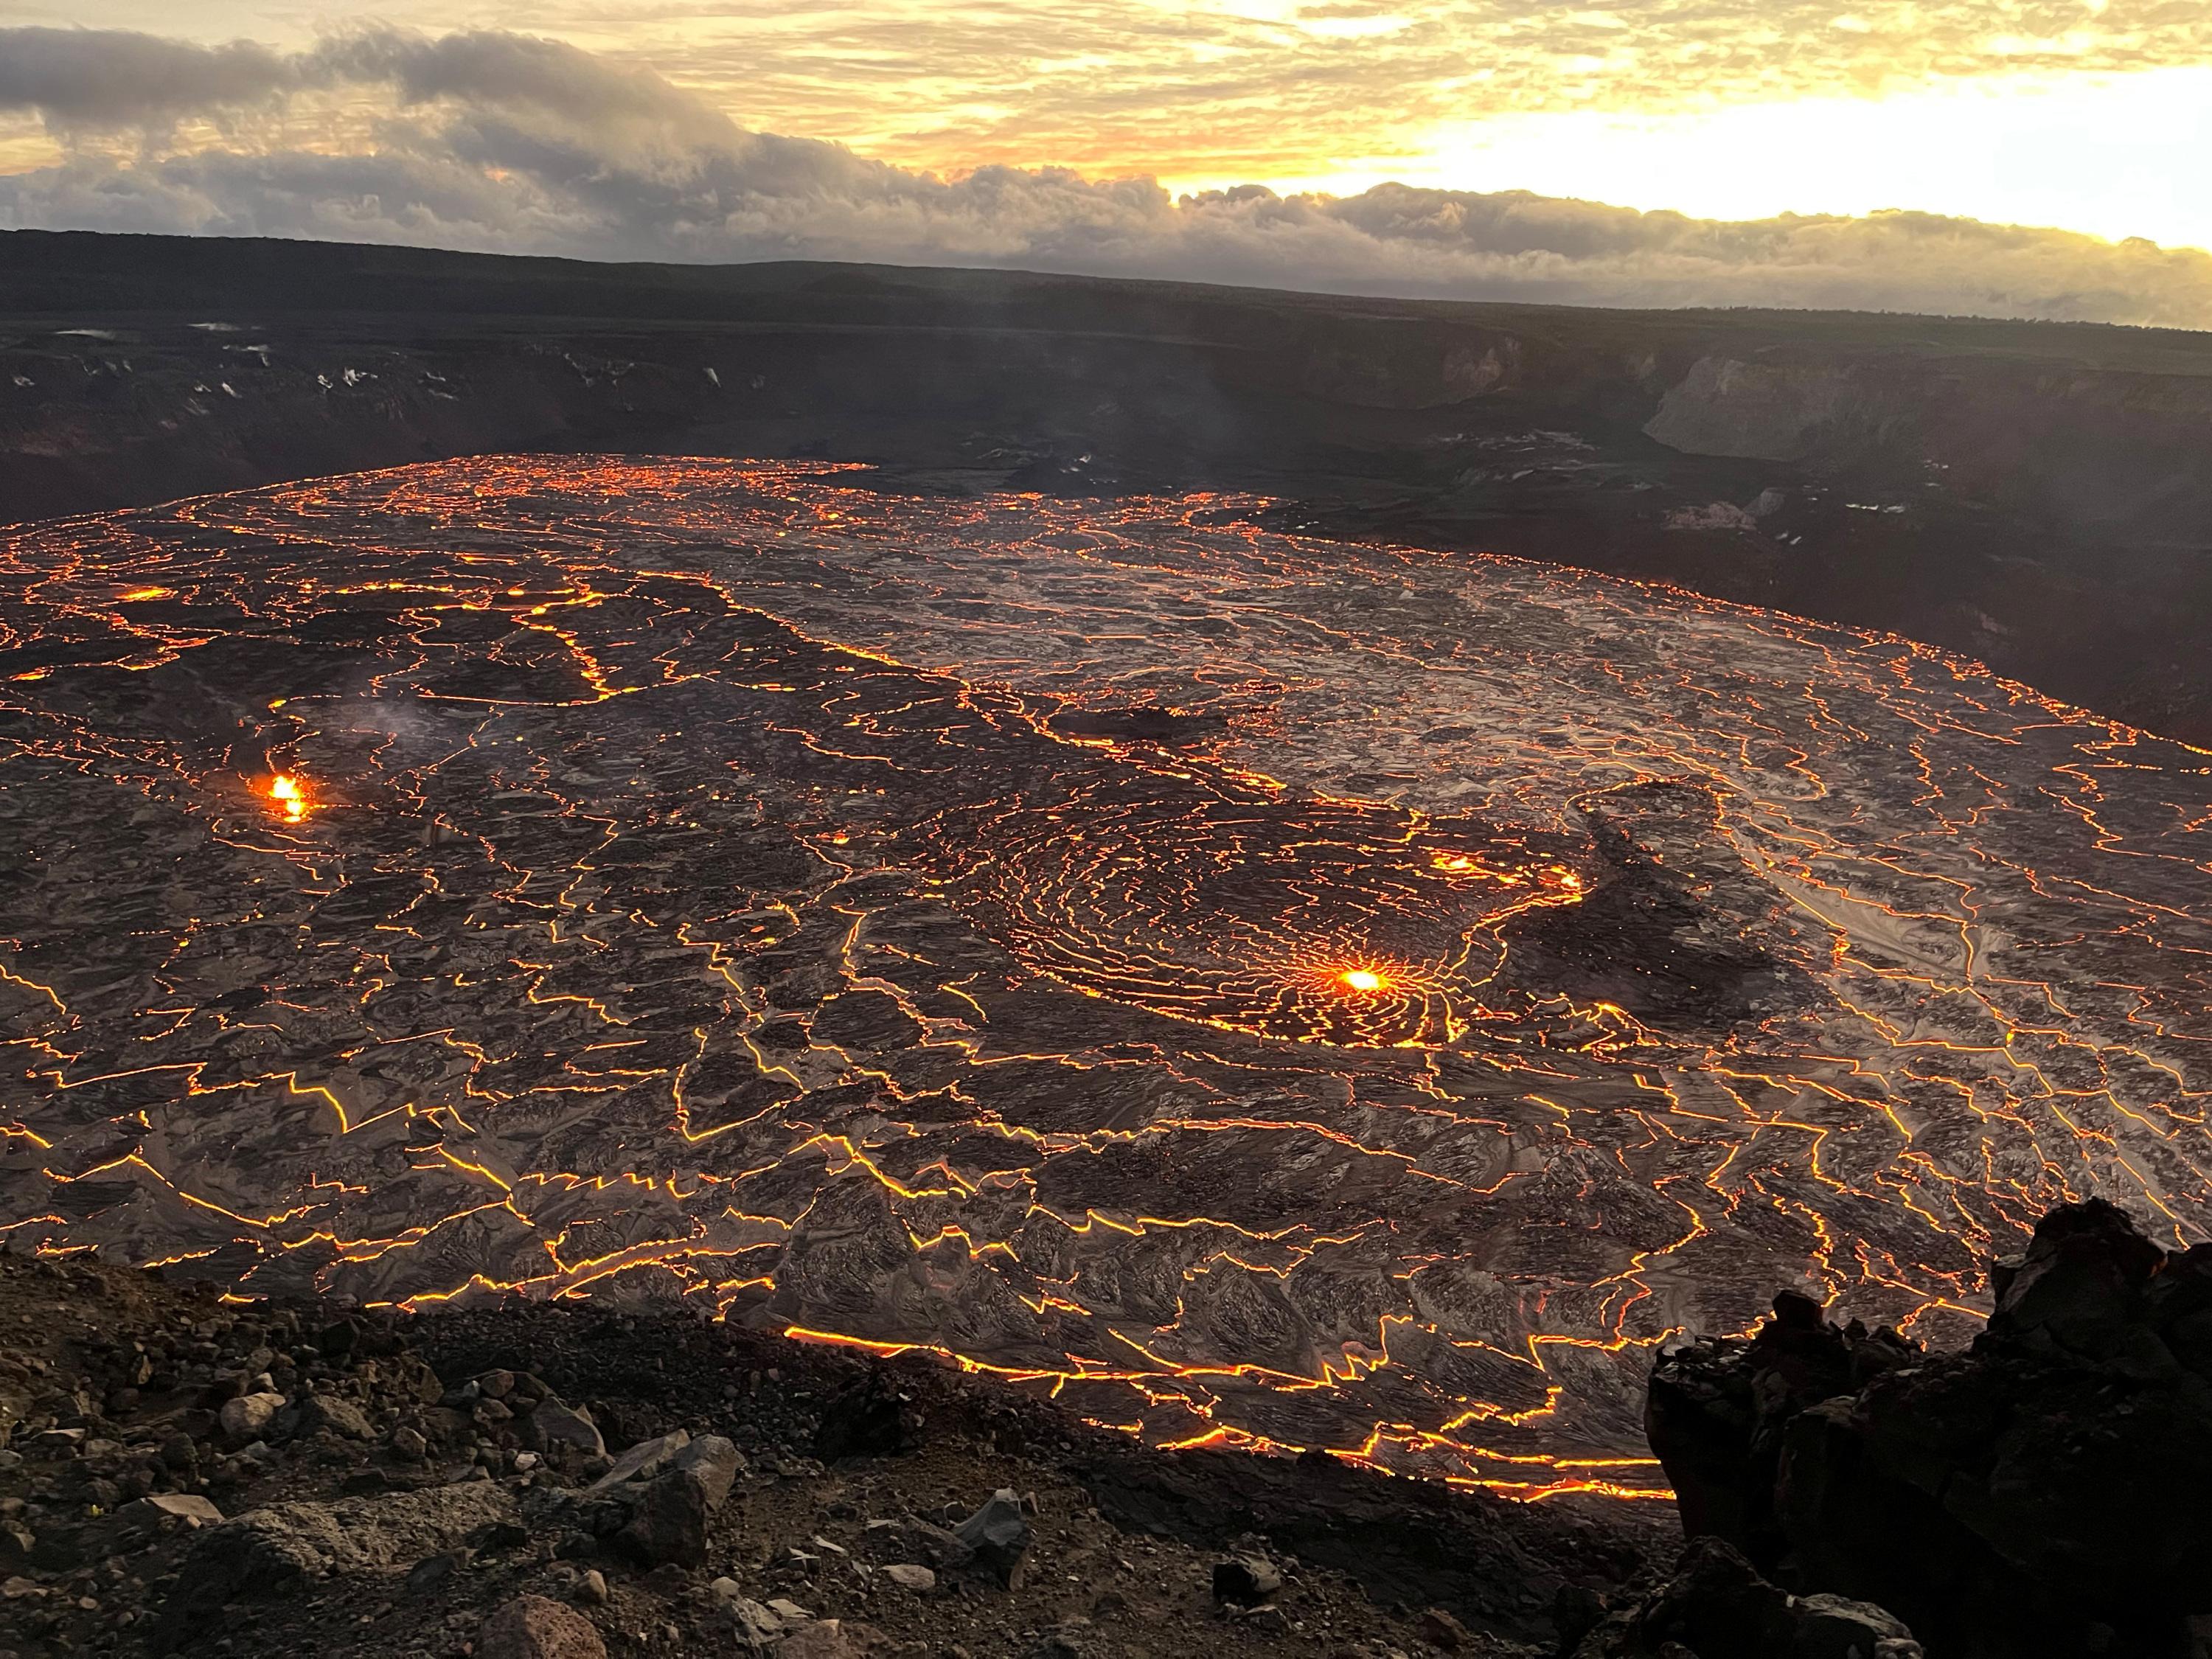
943 779 1584 1048
3 456 2211 1503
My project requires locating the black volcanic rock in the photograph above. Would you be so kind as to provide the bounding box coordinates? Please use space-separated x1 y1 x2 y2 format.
950 1487 1031 1584
609 1465 713 1566
1648 1200 2212 1658
1212 1552 1283 1604
154 1481 520 1649
1646 1287 1917 1560
1566 1536 1921 1659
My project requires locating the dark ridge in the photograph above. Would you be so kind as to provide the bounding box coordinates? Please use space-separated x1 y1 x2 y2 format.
7 232 2212 743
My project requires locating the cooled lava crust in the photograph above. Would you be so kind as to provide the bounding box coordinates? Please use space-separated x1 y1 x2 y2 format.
4 456 2209 1500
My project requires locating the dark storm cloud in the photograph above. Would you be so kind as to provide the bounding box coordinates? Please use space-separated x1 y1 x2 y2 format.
2 24 2209 329
316 29 748 148
0 27 299 130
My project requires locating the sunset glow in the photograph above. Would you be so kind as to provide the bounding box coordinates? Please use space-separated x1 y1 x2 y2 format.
1 0 2210 321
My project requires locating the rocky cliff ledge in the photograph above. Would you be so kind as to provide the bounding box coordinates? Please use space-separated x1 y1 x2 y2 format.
1644 1201 2212 1659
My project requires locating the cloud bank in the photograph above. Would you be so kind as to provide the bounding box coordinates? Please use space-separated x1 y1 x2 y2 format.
34 0 2212 187
4 24 2211 330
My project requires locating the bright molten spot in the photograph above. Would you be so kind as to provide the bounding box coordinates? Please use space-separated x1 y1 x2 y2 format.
268 773 306 823
1340 968 1387 992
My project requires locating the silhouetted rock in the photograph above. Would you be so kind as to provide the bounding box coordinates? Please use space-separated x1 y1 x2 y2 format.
1568 1537 1919 1659
1648 1200 2212 1658
1647 1288 1917 1562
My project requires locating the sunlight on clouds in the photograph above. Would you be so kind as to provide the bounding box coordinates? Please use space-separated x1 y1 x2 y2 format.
6 22 2212 326
1295 13 1416 40
0 125 60 177
11 0 2212 257
1202 66 2212 252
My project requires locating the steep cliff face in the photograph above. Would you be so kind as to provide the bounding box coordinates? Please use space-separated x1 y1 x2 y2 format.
1641 348 2212 546
1643 356 1891 462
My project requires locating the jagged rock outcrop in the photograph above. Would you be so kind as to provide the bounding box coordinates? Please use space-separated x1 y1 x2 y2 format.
1563 1536 1921 1659
1647 1200 2212 1659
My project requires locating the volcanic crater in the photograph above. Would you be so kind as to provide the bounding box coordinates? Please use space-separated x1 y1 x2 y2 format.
4 455 2210 1502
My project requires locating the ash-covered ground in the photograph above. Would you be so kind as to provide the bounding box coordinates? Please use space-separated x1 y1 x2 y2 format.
4 456 2209 1501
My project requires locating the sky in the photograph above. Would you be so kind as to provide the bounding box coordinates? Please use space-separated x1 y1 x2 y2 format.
3 0 2211 325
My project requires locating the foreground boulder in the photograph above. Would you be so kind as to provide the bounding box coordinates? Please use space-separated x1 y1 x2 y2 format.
1567 1537 1920 1659
154 1480 519 1649
1648 1200 2212 1658
577 1428 744 1567
951 1487 1029 1585
479 1593 608 1659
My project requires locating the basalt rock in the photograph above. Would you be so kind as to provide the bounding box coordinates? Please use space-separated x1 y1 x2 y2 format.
153 1479 520 1650
1568 1537 1920 1659
478 1593 608 1659
951 1488 1030 1585
295 1392 374 1440
858 1517 972 1573
1647 1200 2212 1659
581 1430 742 1567
1213 1554 1283 1605
610 1464 713 1567
524 1401 605 1461
1646 1287 1919 1565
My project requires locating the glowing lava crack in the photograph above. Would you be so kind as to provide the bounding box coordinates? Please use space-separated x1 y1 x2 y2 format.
930 772 1587 1048
3 455 2210 1503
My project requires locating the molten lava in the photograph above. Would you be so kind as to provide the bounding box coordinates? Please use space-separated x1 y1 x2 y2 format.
266 772 306 823
3 454 2209 1504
